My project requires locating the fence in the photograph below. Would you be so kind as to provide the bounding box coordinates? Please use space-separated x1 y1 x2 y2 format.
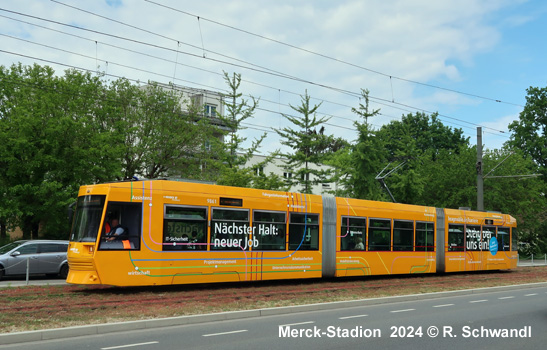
517 254 547 266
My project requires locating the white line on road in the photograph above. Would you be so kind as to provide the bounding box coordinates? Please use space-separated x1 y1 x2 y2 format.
101 342 159 350
339 314 368 320
203 330 248 337
524 293 538 296
278 321 315 327
498 296 515 300
469 300 488 303
390 309 415 313
433 304 454 308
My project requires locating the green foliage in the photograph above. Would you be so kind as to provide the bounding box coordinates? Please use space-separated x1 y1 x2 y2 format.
276 91 335 194
215 72 267 188
0 64 118 238
374 111 470 204
343 89 387 200
0 62 545 254
100 79 217 180
508 86 547 179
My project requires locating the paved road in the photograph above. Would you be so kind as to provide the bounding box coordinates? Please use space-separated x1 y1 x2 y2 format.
1 284 545 350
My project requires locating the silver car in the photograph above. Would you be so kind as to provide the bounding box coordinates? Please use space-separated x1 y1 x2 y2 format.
0 240 69 280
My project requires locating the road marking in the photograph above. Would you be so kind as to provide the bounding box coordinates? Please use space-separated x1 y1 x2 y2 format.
433 304 454 308
101 342 159 350
498 296 514 300
390 309 415 313
524 293 538 296
470 300 488 303
279 321 315 327
203 330 248 337
339 314 368 320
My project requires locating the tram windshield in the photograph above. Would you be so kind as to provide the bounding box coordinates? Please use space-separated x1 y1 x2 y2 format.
70 195 106 243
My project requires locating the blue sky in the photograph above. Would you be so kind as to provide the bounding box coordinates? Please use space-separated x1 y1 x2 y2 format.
1 0 546 152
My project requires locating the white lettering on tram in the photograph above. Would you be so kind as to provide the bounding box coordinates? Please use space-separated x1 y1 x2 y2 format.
211 223 280 249
131 195 152 201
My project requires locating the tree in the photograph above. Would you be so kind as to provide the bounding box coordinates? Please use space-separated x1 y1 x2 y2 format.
341 89 386 200
419 145 477 208
215 72 285 190
0 64 118 239
276 91 333 194
98 79 217 181
213 72 264 187
375 112 469 204
481 147 546 255
508 85 547 180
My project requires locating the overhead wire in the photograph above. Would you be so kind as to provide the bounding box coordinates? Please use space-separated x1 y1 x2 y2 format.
144 0 524 109
0 5 513 140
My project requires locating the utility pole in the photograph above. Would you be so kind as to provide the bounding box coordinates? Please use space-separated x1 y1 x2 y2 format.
476 126 542 212
476 127 484 211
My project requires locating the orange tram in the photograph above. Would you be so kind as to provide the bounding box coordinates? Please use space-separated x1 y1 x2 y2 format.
67 180 518 286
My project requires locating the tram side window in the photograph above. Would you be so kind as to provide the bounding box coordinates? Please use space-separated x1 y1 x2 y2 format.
482 226 496 251
416 222 435 251
99 202 142 251
511 228 518 251
368 219 391 251
211 208 250 250
465 225 482 251
393 220 413 251
163 206 207 251
253 211 286 250
448 224 464 251
496 227 510 251
288 213 319 250
341 217 366 251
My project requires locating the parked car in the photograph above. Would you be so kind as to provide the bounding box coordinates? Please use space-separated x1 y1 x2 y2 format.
0 240 69 280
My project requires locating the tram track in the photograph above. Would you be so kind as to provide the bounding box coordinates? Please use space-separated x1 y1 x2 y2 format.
2 267 546 335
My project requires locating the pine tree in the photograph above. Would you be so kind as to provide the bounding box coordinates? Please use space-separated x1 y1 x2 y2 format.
276 91 333 194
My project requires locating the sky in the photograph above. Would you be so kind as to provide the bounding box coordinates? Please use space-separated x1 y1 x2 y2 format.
1 0 547 154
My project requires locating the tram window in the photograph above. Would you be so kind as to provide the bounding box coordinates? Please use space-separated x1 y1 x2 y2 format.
341 217 366 251
496 227 509 251
288 213 319 250
393 220 413 251
253 211 286 250
511 228 518 251
99 202 142 251
465 225 482 251
163 206 207 251
415 222 435 251
482 226 496 251
368 219 391 251
211 208 250 250
448 224 464 251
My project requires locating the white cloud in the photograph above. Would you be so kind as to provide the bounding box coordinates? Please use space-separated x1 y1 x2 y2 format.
0 0 533 151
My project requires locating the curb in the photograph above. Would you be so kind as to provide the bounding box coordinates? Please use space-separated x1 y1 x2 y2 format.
1 281 546 345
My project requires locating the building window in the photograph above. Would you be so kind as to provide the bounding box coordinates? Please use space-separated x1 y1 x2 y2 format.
283 172 292 179
205 104 217 117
